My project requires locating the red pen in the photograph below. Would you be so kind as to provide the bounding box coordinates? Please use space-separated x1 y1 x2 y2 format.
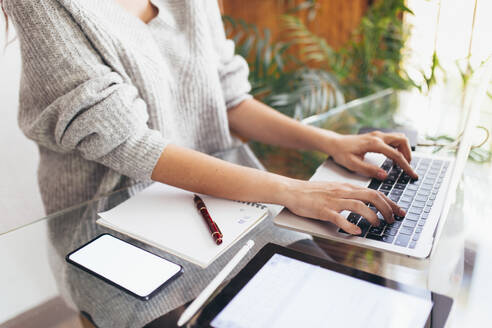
193 194 223 245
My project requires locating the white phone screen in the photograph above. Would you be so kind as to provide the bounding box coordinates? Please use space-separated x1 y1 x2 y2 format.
67 234 182 299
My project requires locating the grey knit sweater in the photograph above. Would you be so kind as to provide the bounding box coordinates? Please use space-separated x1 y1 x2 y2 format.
5 0 252 214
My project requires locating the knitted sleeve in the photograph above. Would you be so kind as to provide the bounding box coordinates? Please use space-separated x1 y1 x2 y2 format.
205 1 252 109
5 0 168 181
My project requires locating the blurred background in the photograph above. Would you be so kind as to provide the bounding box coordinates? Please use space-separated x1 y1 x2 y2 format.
0 0 491 325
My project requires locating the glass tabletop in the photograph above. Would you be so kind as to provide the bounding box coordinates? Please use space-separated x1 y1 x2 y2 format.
1 90 491 327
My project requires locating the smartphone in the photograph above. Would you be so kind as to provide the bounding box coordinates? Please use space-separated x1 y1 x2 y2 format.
66 234 182 300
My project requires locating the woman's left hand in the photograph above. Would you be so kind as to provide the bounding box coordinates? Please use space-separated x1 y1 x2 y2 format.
322 130 418 180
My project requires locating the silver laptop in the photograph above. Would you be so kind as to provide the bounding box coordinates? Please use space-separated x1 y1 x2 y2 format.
274 62 492 259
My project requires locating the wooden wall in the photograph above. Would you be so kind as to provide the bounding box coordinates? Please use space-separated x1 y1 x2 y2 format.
219 0 370 49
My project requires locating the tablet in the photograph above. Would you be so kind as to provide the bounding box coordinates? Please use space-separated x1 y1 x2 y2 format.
66 234 182 300
195 243 453 328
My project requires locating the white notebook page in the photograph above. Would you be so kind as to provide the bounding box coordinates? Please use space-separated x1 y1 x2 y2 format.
97 183 268 268
211 254 433 328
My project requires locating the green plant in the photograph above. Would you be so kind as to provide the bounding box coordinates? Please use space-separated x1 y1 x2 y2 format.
223 15 344 120
282 0 417 100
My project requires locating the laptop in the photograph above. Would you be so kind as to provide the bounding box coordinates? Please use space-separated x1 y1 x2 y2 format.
274 62 492 259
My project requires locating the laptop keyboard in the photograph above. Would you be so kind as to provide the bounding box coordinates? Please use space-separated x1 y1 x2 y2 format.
339 156 450 249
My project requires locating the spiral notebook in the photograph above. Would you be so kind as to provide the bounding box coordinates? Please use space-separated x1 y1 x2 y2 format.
97 183 269 268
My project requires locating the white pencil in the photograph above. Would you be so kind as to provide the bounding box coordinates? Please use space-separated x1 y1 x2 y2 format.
177 240 255 327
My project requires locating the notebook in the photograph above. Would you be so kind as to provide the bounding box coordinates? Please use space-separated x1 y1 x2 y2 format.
97 183 269 268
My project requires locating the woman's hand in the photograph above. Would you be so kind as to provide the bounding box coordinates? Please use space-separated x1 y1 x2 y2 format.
283 179 406 235
323 130 418 180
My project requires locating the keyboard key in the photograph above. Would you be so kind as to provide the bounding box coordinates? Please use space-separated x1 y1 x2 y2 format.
390 189 403 196
400 226 414 235
422 182 434 189
417 220 426 227
390 166 402 174
409 207 423 215
388 221 402 228
357 218 371 236
421 213 429 220
424 206 432 213
397 176 410 184
398 200 411 207
409 241 417 249
347 213 361 224
368 179 382 190
381 159 393 171
407 184 418 191
383 177 397 185
420 185 432 191
395 234 411 247
401 195 413 203
384 228 398 236
403 190 416 197
415 227 423 233
415 195 427 202
410 158 420 167
394 183 406 190
413 200 426 207
405 213 420 221
382 235 395 243
369 206 378 213
369 226 383 235
403 220 417 228
389 195 400 202
412 233 420 241
380 184 393 191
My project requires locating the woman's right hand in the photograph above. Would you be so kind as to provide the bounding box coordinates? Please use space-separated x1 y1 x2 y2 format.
282 180 406 235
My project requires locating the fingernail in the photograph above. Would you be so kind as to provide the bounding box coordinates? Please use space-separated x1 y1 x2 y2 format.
399 208 406 216
377 170 387 180
354 228 362 235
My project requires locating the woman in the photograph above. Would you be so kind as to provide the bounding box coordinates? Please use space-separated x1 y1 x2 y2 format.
2 0 416 233
3 0 420 326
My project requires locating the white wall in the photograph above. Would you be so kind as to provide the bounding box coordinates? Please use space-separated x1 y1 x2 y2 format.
0 221 59 323
0 15 45 233
0 16 59 325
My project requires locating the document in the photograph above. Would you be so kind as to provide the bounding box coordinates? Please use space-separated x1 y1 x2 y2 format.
211 254 433 328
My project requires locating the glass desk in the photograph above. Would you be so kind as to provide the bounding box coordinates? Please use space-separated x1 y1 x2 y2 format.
1 90 491 327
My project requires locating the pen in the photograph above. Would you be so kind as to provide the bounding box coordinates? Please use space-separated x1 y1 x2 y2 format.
177 240 255 326
193 194 223 245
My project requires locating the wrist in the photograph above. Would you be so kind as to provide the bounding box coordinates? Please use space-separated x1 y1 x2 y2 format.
270 176 304 208
309 127 343 155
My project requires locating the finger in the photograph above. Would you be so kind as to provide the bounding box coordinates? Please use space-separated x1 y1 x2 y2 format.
369 140 418 179
328 210 361 235
337 199 380 226
348 156 388 180
352 189 395 223
382 133 412 163
380 192 406 217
